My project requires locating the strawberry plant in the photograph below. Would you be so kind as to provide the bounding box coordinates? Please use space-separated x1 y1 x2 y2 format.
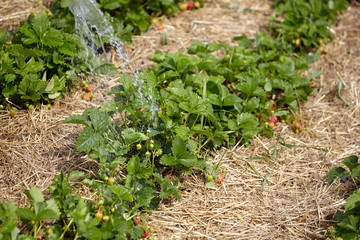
0 10 117 109
53 0 204 45
63 32 322 207
325 155 360 240
0 171 152 240
270 0 349 51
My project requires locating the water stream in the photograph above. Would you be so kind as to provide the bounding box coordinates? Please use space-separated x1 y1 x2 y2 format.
66 0 128 70
66 0 159 127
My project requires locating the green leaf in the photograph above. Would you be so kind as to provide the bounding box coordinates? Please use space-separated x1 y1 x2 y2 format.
127 156 153 179
94 63 118 75
43 29 63 47
75 128 103 152
0 201 19 239
35 199 60 220
121 129 147 145
17 75 46 101
32 11 50 37
22 29 39 45
25 186 44 203
110 185 133 202
328 166 347 184
0 29 11 48
345 189 360 212
88 108 110 132
68 171 86 181
350 165 360 179
161 136 197 167
343 155 359 171
58 42 76 56
16 207 35 222
63 113 91 127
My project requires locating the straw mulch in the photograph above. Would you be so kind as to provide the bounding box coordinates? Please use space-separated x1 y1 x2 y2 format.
0 1 359 239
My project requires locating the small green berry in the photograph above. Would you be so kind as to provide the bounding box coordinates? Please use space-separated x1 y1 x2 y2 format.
156 149 163 156
108 177 115 185
136 143 142 150
206 175 213 181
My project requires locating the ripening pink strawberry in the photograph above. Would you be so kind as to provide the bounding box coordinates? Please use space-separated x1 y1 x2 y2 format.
269 103 277 110
291 120 304 133
268 115 277 125
156 24 164 31
133 215 141 225
215 173 224 184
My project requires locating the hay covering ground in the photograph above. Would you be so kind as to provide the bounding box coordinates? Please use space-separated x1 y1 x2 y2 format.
0 1 360 239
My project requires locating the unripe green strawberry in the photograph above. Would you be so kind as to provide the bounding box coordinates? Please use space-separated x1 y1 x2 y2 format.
206 175 213 181
10 109 16 117
179 2 187 11
156 149 163 156
108 177 115 185
28 104 34 110
136 143 142 150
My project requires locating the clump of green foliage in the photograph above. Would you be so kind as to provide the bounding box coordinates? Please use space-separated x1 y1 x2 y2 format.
0 10 117 110
325 155 360 240
52 0 204 45
270 0 349 51
0 171 155 239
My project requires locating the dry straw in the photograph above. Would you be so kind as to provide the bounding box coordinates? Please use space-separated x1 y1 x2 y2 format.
0 1 359 239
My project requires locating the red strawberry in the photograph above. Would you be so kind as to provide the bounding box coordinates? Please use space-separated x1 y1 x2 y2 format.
311 83 316 88
141 230 149 239
187 2 194 10
166 174 174 180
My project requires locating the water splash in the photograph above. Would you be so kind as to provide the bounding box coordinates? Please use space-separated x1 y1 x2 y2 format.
66 0 128 70
66 0 159 128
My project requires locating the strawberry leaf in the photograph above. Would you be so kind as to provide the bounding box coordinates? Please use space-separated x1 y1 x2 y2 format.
75 128 103 152
161 136 197 167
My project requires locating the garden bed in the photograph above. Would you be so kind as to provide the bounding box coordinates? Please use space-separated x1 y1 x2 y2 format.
0 1 359 239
